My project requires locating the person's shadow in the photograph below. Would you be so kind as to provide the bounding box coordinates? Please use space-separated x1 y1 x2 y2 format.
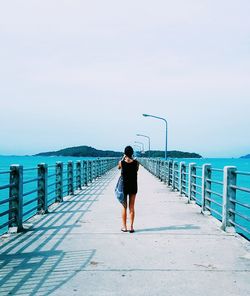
135 224 200 233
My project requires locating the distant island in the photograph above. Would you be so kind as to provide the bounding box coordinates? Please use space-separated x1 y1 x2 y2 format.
144 150 202 158
35 146 122 158
35 145 202 159
240 154 250 159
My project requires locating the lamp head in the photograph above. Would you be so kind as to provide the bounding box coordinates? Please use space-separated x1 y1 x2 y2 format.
142 113 149 117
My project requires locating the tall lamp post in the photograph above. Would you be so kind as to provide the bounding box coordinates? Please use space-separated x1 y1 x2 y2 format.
136 134 151 158
143 114 168 160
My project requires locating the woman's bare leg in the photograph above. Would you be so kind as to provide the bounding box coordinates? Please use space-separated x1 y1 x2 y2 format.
129 194 136 231
121 202 127 230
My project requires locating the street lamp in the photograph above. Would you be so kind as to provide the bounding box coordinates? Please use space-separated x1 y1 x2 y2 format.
134 141 144 152
133 145 142 151
136 134 151 158
142 113 168 160
133 145 142 157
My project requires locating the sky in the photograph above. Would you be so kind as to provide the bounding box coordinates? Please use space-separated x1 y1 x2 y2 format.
0 0 249 158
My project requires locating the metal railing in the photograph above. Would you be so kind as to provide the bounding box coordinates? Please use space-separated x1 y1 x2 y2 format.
0 158 119 235
139 158 250 240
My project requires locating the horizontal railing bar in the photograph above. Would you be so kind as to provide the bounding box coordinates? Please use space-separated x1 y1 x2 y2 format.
207 179 223 186
0 219 14 230
23 188 38 197
23 167 37 172
211 168 223 172
191 174 202 179
229 198 250 209
0 209 11 217
235 171 250 176
0 170 11 175
191 188 202 196
47 196 56 202
23 177 40 185
0 198 9 205
205 197 222 208
228 219 250 235
0 183 14 190
48 182 57 188
229 209 250 222
23 206 37 217
230 185 250 194
206 189 223 198
191 194 197 200
23 196 38 207
205 205 222 218
194 184 202 189
48 173 56 178
48 189 56 196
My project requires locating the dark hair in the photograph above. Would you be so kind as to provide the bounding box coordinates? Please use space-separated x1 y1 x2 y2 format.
124 146 134 158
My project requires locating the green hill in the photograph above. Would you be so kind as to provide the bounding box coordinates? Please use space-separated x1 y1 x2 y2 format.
35 146 202 159
35 146 122 158
240 154 250 159
143 150 202 158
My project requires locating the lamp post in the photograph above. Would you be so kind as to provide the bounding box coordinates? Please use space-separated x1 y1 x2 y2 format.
133 145 142 157
142 113 168 160
133 145 142 152
136 134 151 158
134 141 144 153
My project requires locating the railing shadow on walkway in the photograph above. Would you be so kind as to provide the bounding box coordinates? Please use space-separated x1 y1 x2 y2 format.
0 168 117 296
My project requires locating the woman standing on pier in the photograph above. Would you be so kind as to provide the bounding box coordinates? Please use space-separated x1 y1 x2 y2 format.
118 146 139 233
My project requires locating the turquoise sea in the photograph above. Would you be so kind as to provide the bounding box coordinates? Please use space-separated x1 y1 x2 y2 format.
0 156 250 239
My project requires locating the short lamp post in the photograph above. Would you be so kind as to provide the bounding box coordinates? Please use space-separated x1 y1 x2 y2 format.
142 114 168 160
136 134 151 158
134 141 144 153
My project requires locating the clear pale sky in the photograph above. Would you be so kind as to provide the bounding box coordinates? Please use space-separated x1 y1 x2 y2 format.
0 1 249 157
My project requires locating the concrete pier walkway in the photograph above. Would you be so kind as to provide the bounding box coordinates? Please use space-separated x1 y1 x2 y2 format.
0 166 249 296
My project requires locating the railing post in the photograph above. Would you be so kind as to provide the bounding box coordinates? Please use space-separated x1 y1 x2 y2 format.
172 161 177 191
167 160 173 187
83 161 88 186
221 166 237 231
9 165 24 232
89 161 93 182
76 160 81 189
67 161 74 195
38 163 48 214
188 163 196 203
93 160 96 179
179 162 185 195
101 159 104 176
161 161 164 181
56 162 63 202
158 160 161 179
201 164 212 214
163 161 168 183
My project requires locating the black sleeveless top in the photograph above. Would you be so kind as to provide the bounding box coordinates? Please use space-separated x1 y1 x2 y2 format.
121 160 139 195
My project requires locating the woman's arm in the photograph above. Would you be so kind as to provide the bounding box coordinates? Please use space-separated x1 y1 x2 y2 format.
118 155 125 169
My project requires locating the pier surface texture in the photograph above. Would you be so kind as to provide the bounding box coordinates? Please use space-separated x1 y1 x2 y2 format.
0 166 249 296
